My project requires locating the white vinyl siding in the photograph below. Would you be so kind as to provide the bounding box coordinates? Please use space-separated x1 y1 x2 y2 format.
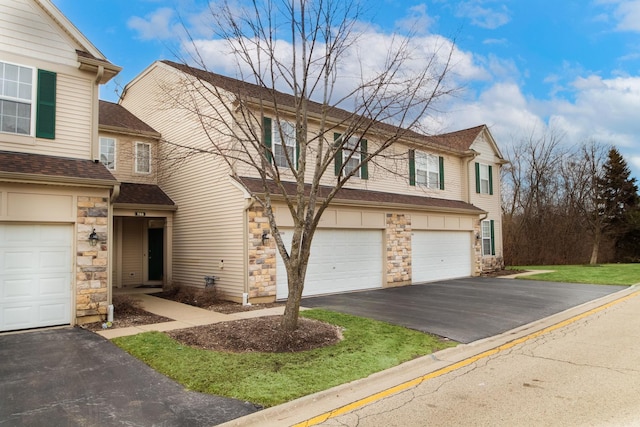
99 137 116 170
0 0 82 67
135 142 151 174
120 64 246 297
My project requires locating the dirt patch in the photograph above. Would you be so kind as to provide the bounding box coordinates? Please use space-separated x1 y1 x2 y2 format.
82 295 173 331
154 286 285 314
168 315 342 353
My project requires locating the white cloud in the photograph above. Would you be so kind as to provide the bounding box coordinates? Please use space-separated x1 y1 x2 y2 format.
455 1 511 30
128 8 178 40
595 0 640 32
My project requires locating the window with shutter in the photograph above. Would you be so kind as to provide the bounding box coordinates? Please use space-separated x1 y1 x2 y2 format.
410 150 442 189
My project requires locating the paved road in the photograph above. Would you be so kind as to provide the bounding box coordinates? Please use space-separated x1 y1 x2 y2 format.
312 290 640 426
302 278 625 343
0 328 259 426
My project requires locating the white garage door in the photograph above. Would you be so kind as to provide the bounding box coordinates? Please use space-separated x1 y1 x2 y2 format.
412 231 472 283
0 224 72 332
276 229 383 299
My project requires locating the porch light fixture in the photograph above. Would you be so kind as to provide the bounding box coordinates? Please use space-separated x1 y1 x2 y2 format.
89 229 99 246
261 231 269 245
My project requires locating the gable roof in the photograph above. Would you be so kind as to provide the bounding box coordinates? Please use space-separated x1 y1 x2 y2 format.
239 176 484 214
158 60 493 156
99 100 160 137
0 150 117 186
36 0 121 83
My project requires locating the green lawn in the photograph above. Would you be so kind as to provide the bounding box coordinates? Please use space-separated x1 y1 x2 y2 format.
113 309 456 407
512 264 640 286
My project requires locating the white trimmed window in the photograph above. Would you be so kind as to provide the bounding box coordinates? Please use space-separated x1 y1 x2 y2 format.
272 120 296 168
99 137 116 170
0 61 33 135
415 152 440 189
343 136 361 178
135 142 151 174
476 162 493 195
482 220 495 256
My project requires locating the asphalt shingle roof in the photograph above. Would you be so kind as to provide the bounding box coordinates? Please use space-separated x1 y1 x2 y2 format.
0 150 116 182
113 182 175 206
99 100 159 135
239 176 484 213
161 60 485 152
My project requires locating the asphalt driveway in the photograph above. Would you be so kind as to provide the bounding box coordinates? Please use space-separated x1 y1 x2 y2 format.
302 277 627 343
0 327 259 426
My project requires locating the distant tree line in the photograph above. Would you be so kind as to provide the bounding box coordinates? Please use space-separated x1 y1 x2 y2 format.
501 130 640 266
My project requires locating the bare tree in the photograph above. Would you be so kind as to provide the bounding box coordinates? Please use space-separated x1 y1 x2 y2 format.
164 0 457 332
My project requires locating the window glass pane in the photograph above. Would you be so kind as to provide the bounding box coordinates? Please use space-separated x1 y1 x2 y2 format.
479 164 490 194
0 62 33 135
416 151 439 188
100 138 116 170
342 136 360 177
136 143 151 173
273 121 295 168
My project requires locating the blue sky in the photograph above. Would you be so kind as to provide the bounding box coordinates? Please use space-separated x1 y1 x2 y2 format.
52 0 640 180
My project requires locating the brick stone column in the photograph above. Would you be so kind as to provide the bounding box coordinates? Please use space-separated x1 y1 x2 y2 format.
76 196 109 320
247 206 276 299
386 213 412 286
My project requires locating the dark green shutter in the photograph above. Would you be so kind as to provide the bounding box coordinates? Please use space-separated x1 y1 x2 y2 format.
490 219 495 255
263 117 272 163
295 138 300 170
360 138 368 180
409 149 416 186
36 69 56 139
488 165 494 195
334 133 342 176
475 162 480 194
438 156 445 190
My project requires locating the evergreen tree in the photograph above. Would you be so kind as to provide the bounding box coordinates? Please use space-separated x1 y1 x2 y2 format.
597 148 640 262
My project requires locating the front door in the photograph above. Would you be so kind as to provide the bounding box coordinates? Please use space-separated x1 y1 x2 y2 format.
148 228 163 281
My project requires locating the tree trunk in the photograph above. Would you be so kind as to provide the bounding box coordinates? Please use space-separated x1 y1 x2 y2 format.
590 230 600 265
280 270 304 332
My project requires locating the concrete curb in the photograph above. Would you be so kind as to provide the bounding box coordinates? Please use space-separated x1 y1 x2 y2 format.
218 285 639 427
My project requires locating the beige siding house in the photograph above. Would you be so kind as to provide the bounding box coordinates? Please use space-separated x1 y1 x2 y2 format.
121 60 507 304
0 0 121 331
98 100 176 290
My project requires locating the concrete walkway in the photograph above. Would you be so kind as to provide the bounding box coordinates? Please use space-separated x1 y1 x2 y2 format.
98 294 289 339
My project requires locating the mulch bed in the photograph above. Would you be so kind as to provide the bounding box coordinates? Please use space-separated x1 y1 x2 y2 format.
167 316 343 353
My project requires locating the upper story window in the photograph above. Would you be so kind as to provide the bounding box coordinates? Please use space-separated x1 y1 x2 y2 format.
409 150 444 190
99 137 116 170
135 142 151 174
272 120 296 168
333 133 368 179
0 61 56 139
0 62 33 135
475 162 493 195
482 220 495 256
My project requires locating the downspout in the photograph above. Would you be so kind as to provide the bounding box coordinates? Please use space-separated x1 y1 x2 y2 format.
91 65 104 161
242 196 256 305
464 149 480 204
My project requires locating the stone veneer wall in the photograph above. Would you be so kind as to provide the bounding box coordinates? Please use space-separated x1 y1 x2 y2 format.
247 206 276 299
76 196 109 321
386 213 412 285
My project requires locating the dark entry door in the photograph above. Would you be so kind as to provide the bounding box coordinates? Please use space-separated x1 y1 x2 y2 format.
148 228 164 281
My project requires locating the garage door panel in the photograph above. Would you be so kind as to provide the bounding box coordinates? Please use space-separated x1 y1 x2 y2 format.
413 231 471 283
1 224 72 331
277 229 383 299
